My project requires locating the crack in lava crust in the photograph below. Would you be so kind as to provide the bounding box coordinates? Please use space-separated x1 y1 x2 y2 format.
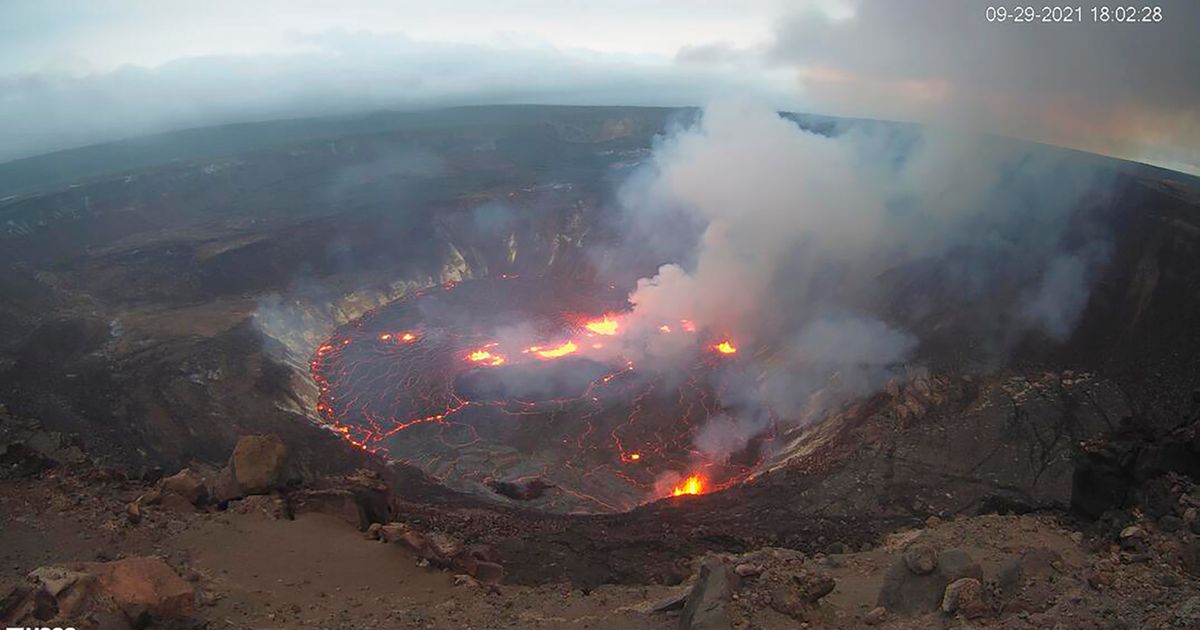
310 276 766 513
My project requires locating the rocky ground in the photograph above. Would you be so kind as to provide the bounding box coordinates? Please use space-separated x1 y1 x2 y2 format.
3 429 1199 629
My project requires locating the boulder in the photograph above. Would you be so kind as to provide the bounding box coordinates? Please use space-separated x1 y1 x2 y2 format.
1 567 99 626
207 465 242 504
230 434 288 494
679 558 737 630
81 557 195 618
767 570 835 619
995 557 1023 600
378 522 411 544
455 544 504 583
160 468 208 505
733 563 762 578
941 577 985 617
1 558 194 628
903 543 938 575
878 548 982 616
487 477 555 501
470 561 505 583
125 502 141 524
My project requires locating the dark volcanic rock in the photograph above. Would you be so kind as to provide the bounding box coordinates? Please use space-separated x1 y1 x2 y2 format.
488 477 555 501
679 558 737 630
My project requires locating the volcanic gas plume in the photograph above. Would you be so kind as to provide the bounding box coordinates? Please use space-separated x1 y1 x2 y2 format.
312 102 1115 513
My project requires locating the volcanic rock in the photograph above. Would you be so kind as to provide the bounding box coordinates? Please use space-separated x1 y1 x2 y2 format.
229 493 289 519
287 476 390 530
941 577 986 618
207 465 242 504
2 558 194 628
650 590 690 614
1119 525 1145 550
425 532 465 566
733 563 762 578
125 501 141 524
470 561 505 583
878 548 982 615
1158 514 1183 532
231 434 288 494
679 558 737 630
995 557 1023 600
487 477 555 501
160 468 208 505
765 569 835 620
455 544 504 583
158 491 198 513
1183 539 1200 577
82 557 195 618
903 542 938 575
378 522 411 544
2 567 97 626
1175 596 1200 628
396 529 429 556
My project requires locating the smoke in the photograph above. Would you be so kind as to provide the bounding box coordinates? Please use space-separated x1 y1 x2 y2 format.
605 100 1115 462
764 0 1200 174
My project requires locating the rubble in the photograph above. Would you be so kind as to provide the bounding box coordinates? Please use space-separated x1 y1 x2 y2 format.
1 557 196 628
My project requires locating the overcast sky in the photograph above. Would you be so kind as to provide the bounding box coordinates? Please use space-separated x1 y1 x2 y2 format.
1 0 1196 173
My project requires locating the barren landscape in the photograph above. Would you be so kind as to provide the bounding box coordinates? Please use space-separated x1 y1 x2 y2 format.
2 104 1199 629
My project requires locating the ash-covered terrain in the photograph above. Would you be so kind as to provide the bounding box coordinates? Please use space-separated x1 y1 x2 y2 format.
2 105 1199 629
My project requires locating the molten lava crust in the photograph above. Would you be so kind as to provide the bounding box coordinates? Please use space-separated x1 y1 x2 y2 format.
311 275 761 512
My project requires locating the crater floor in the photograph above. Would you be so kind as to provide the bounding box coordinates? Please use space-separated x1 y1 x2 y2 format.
311 275 763 512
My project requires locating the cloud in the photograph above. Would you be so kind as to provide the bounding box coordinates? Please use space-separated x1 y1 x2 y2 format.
0 30 793 163
759 0 1200 173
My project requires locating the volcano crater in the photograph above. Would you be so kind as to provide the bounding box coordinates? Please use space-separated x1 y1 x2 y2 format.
310 275 761 513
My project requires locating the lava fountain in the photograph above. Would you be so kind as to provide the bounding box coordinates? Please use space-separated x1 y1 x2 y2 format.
310 276 769 513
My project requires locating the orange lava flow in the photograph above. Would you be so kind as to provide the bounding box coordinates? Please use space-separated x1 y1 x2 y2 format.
584 316 620 336
671 474 705 496
714 340 737 354
534 340 578 359
467 348 506 366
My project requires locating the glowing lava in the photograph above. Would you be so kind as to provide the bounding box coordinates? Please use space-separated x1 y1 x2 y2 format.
584 316 620 336
714 341 738 354
310 276 768 513
468 346 506 366
534 340 578 359
671 474 705 496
